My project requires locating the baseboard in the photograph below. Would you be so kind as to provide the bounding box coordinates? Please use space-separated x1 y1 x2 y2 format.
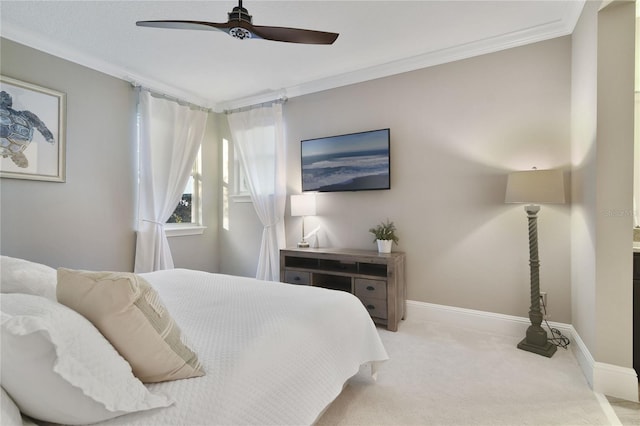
405 300 638 402
593 362 639 402
405 300 572 339
568 327 595 386
567 322 639 401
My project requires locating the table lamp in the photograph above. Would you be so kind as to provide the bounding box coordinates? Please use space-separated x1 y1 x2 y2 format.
291 194 316 248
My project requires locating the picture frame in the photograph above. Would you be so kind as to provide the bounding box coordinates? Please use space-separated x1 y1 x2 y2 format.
0 75 66 182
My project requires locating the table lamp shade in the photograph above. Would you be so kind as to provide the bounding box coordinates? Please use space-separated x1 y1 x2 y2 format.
291 194 316 217
505 169 565 204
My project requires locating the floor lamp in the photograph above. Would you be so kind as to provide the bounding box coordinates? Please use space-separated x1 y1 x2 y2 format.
505 168 565 357
291 194 316 248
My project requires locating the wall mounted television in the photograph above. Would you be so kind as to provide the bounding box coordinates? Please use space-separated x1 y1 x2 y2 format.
301 128 390 192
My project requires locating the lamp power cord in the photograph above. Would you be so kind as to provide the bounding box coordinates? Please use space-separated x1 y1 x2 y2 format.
540 297 570 349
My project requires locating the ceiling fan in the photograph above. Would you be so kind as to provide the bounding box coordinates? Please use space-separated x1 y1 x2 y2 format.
136 0 339 45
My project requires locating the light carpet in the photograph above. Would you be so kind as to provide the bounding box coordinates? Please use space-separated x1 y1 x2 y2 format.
317 319 613 426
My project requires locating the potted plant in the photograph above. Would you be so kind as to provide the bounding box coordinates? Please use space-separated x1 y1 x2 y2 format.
369 219 399 253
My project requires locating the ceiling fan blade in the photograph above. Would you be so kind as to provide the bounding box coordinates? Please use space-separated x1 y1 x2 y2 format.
251 25 339 45
136 20 225 32
136 1 339 45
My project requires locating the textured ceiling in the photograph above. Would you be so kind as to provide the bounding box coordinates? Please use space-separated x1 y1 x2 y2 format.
0 1 584 111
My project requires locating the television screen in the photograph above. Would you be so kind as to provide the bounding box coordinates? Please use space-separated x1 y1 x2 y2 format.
301 128 390 192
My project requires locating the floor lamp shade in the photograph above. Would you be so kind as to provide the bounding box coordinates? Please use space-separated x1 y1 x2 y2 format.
291 194 316 248
505 169 565 204
505 168 564 357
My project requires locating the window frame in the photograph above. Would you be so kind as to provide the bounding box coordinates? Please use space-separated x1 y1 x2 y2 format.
228 139 252 203
231 155 252 203
165 147 206 237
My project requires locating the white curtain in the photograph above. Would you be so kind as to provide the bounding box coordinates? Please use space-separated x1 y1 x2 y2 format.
227 103 286 281
134 90 208 273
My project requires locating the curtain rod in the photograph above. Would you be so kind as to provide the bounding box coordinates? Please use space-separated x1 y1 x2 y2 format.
224 97 288 115
132 83 213 113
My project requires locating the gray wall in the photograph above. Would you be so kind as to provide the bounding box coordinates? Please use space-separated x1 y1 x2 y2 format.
0 38 220 273
571 0 635 374
592 0 635 369
225 37 574 323
571 0 599 363
571 0 635 372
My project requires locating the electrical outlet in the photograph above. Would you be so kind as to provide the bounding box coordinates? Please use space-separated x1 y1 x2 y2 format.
539 292 547 308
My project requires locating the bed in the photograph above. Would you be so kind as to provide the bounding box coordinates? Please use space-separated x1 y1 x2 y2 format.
0 256 388 426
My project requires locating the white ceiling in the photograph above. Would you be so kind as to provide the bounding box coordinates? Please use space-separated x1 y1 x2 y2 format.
0 1 584 111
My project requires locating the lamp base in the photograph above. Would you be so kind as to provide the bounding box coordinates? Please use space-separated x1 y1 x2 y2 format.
517 326 557 357
297 241 310 248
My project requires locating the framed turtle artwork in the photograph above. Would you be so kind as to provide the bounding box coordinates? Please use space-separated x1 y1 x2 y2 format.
0 75 66 182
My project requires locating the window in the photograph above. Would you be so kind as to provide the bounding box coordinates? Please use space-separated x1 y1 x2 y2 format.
165 147 205 236
221 138 252 231
224 138 251 202
222 138 230 230
228 123 279 201
235 157 251 197
167 174 194 224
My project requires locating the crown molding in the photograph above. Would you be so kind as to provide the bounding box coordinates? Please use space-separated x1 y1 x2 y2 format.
0 21 215 110
222 0 584 111
1 1 584 113
216 90 288 113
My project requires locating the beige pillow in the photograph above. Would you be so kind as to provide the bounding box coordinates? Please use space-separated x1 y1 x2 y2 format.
56 268 204 383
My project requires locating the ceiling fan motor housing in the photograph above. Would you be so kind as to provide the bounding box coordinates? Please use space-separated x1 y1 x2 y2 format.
228 6 252 24
229 26 253 40
228 5 254 39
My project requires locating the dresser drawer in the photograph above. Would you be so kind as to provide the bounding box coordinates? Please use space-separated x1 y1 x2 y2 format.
284 270 311 285
358 297 388 320
354 278 387 300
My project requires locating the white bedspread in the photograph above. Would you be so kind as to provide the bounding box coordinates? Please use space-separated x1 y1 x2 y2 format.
96 269 388 426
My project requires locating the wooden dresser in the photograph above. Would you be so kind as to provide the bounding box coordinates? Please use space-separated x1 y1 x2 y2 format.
280 248 406 331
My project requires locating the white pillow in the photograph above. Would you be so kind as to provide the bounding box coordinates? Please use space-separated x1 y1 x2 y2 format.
1 293 173 425
1 387 22 426
0 256 56 300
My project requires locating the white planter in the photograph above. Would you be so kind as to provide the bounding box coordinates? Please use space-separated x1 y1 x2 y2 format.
376 239 393 253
